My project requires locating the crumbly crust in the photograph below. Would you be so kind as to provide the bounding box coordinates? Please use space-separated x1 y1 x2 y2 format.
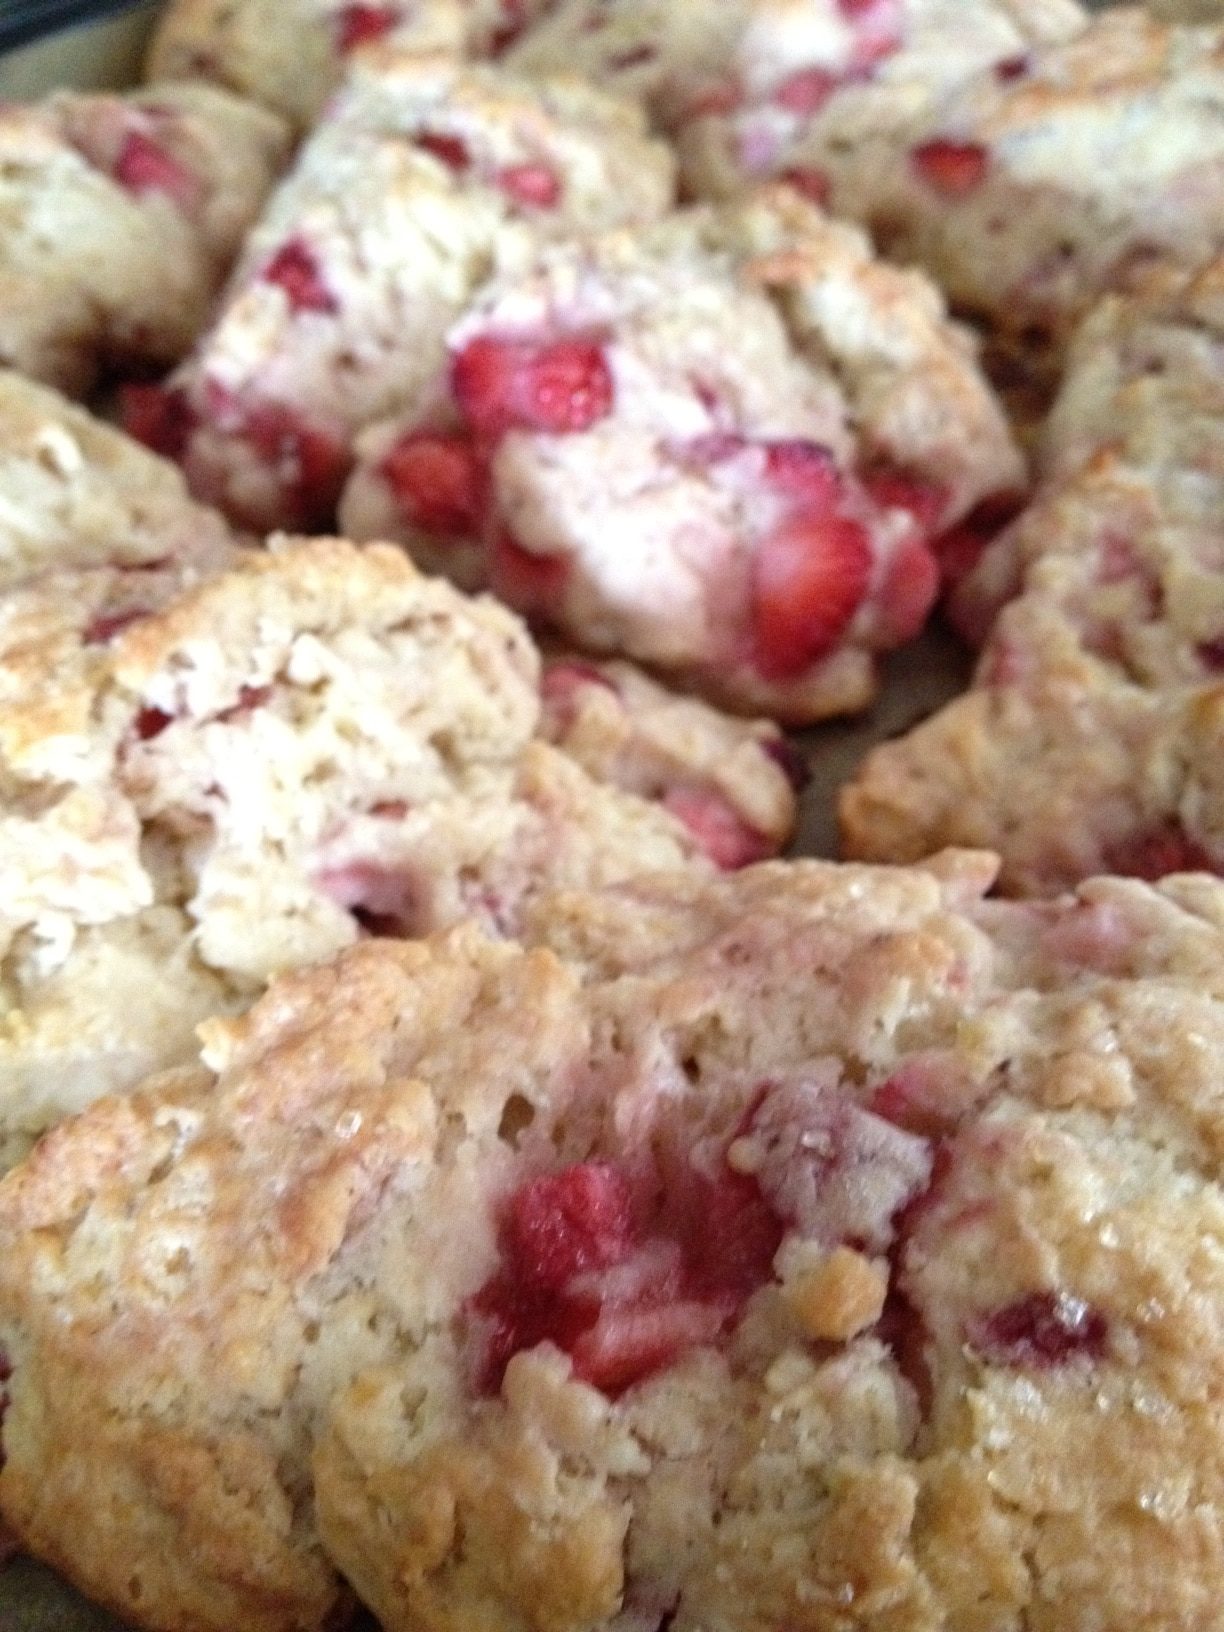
136 52 675 529
340 187 1022 720
5 856 1224 1631
0 82 288 395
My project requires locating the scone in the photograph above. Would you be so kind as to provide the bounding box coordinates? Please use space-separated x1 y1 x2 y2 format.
680 9 1224 381
0 369 237 590
6 855 1224 1631
340 187 1023 721
122 52 675 529
145 0 554 130
0 536 749 1160
0 82 288 396
842 254 1224 891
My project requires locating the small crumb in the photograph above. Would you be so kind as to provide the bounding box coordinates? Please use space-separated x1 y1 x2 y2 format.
782 1243 888 1342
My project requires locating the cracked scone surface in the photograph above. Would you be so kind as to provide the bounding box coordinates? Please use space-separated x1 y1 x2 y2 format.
0 369 236 590
0 536 706 1160
340 186 1022 721
683 8 1223 375
842 253 1224 893
124 51 675 530
5 855 1224 1631
0 82 288 395
145 0 554 129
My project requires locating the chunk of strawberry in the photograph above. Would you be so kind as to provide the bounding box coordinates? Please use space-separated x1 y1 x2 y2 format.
261 239 338 315
780 168 832 209
677 1164 784 1305
489 530 569 617
135 707 172 741
452 335 614 438
380 431 484 535
875 536 939 644
1198 638 1224 673
120 382 196 460
774 68 839 115
969 1291 1108 1369
113 131 200 211
502 1162 637 1296
763 440 842 507
570 1300 724 1395
497 162 561 209
84 607 149 646
864 470 948 533
910 139 989 198
416 131 470 171
1102 822 1218 882
751 513 872 680
240 402 348 528
662 788 773 871
335 3 398 52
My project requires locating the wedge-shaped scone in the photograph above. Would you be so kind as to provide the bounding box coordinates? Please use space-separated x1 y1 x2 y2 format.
123 52 675 529
340 187 1023 721
0 535 792 1161
0 369 237 589
145 0 553 130
0 83 288 396
5 856 1224 1631
680 9 1224 381
842 253 1224 891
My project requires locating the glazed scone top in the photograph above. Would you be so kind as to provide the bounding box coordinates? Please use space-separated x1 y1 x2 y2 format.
145 0 557 129
341 186 1023 721
0 82 289 395
5 856 1224 1631
134 50 676 529
0 370 236 589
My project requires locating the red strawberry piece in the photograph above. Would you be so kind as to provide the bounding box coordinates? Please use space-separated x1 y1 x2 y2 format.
774 67 840 115
315 861 423 937
932 490 1024 587
502 1162 637 1296
113 130 200 211
569 1300 724 1395
662 788 773 871
677 1164 784 1305
1198 638 1224 673
241 402 349 528
1102 823 1218 882
969 1291 1108 1368
452 335 614 438
84 607 149 646
261 238 338 315
762 439 842 507
864 469 948 533
120 382 196 460
751 513 872 680
995 53 1031 82
910 139 989 198
780 167 832 209
876 536 939 644
489 531 569 617
379 431 484 535
135 707 172 741
416 131 470 171
497 162 561 209
335 4 398 52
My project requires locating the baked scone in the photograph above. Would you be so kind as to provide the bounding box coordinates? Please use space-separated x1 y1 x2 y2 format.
842 254 1224 891
0 536 739 1160
6 854 1224 1631
122 52 675 529
145 0 554 130
682 9 1224 385
0 82 288 396
0 369 237 590
339 186 1024 720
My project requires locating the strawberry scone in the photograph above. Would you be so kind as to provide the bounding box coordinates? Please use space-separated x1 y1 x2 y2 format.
123 52 675 530
842 254 1224 892
6 855 1224 1630
0 82 288 396
681 9 1224 382
0 369 237 590
340 187 1023 720
0 537 733 1162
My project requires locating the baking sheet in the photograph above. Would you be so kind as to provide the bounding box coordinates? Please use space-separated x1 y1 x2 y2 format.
0 1 1018 1625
